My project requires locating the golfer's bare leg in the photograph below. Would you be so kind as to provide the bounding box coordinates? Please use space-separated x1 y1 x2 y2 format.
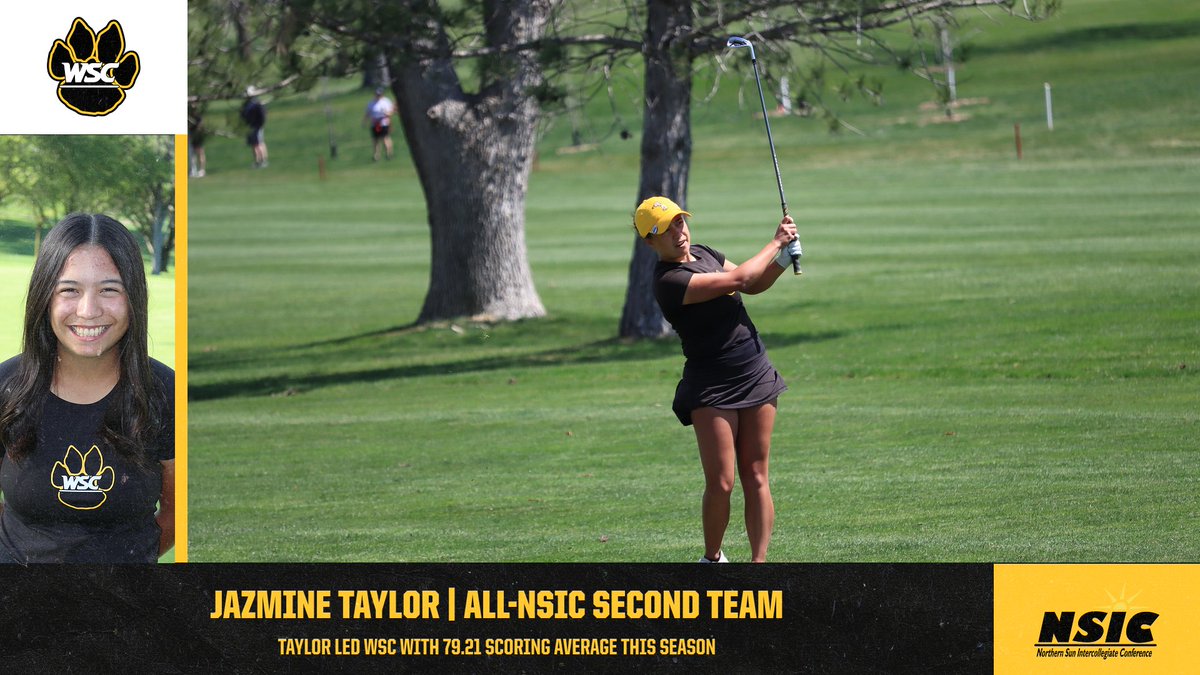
736 401 776 562
693 407 738 561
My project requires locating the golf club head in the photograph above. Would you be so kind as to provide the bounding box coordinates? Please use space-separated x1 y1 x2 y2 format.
726 36 755 59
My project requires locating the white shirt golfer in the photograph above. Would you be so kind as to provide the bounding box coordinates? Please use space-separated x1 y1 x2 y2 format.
366 95 395 129
364 91 396 161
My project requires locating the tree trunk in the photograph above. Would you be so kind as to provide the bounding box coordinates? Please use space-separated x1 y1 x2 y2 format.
162 210 175 273
363 51 390 89
390 1 547 323
619 0 695 339
151 198 168 274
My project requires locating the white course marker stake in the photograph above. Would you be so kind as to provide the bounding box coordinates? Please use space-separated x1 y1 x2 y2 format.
1045 82 1054 130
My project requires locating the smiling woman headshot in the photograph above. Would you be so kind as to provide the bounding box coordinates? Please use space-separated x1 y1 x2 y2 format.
0 213 174 564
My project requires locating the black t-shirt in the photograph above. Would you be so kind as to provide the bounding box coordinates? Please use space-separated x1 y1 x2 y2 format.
0 357 174 563
654 244 759 362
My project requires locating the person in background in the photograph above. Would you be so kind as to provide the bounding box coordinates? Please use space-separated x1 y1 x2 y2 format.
363 87 396 162
188 102 207 177
241 89 268 168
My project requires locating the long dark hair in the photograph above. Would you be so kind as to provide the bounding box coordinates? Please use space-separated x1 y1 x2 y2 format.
0 213 167 470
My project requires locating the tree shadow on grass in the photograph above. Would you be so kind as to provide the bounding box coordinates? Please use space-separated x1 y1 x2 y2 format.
0 220 35 257
189 327 846 401
971 20 1200 58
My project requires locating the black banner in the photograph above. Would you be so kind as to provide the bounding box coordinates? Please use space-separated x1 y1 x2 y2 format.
0 563 991 673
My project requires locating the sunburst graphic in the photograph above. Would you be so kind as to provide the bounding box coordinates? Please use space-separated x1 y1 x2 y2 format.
1102 585 1148 615
1098 585 1159 647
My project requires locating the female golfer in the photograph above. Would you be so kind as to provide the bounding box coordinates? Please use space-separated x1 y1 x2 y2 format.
635 196 797 563
0 214 174 563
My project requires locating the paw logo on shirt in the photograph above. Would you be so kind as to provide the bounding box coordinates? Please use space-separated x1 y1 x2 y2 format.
50 445 116 510
47 18 140 116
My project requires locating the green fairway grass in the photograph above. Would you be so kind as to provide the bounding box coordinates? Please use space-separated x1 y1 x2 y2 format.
187 0 1198 562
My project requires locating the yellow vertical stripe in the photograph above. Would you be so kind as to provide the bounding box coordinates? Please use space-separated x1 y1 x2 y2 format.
173 134 188 563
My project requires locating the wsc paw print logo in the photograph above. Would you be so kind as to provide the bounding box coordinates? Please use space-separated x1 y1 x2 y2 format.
50 445 116 510
47 18 140 116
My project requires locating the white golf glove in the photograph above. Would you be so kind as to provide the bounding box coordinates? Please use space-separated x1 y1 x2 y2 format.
775 238 802 268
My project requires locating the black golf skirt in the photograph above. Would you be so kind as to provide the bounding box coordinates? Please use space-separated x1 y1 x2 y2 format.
672 336 788 426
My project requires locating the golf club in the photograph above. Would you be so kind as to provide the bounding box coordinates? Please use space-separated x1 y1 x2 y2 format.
727 36 802 275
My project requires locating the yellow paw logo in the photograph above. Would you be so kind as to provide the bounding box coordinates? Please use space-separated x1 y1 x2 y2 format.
47 18 140 116
50 445 116 510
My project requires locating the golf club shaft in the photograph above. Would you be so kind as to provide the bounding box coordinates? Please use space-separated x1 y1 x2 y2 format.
748 53 802 275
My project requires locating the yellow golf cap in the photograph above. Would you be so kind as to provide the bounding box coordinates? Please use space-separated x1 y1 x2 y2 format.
634 196 690 238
